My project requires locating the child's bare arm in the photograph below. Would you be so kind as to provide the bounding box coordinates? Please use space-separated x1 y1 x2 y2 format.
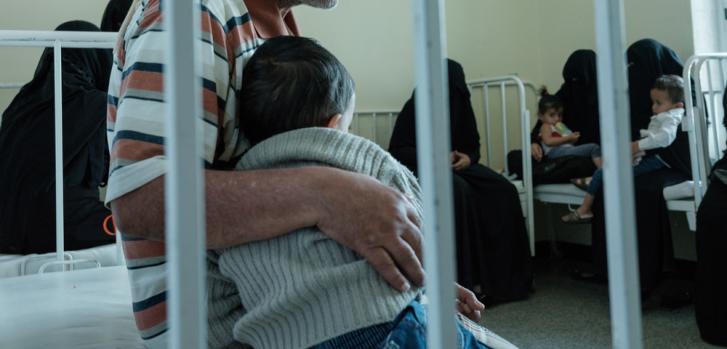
540 124 578 146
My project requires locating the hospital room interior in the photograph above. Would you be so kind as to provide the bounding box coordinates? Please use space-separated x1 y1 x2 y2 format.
1 0 726 348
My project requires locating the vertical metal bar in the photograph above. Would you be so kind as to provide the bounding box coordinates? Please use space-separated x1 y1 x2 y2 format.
593 0 644 348
411 0 457 346
483 84 492 167
517 81 534 255
717 59 727 153
358 113 362 136
387 112 395 149
500 82 508 173
683 59 706 206
53 40 65 264
164 0 207 348
694 62 713 199
706 61 720 162
372 112 378 145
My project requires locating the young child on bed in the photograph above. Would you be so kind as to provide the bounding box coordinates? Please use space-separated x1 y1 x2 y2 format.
561 75 686 223
537 88 602 168
207 36 487 349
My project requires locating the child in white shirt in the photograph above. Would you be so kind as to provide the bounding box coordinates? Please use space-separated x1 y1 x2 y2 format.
562 75 685 223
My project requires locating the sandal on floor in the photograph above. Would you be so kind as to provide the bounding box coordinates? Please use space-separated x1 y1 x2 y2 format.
570 177 591 191
561 211 593 224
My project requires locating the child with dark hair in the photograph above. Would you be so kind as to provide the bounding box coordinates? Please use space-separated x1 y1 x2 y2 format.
537 88 602 167
238 36 356 146
207 36 489 349
562 74 686 223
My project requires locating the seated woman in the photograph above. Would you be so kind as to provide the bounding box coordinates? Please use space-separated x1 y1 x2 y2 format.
695 86 727 347
389 59 533 305
0 21 117 254
589 39 692 294
530 50 600 163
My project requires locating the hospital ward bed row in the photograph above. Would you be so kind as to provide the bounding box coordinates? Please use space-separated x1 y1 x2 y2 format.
353 60 727 256
1 53 724 349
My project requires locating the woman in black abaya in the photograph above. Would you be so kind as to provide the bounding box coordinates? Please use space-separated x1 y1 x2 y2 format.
694 88 727 346
530 49 600 157
389 59 533 304
590 39 692 293
0 21 115 254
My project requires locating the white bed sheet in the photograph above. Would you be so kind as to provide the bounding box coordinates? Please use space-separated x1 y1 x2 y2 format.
0 243 120 278
0 266 143 349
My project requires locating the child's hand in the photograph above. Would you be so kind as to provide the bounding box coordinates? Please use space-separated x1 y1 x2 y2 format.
630 141 641 155
456 283 485 321
569 132 581 142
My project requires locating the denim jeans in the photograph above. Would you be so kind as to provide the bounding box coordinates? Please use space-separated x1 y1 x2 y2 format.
313 299 489 349
586 155 667 195
546 143 601 159
380 299 488 349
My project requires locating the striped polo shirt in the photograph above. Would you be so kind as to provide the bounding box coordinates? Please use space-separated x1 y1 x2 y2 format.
105 0 262 346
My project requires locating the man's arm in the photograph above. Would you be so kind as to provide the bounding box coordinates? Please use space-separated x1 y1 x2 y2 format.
111 166 424 291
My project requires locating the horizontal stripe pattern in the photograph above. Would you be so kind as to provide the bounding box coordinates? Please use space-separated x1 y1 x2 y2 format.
106 0 260 346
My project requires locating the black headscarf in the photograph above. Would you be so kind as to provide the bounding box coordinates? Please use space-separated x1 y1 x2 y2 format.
100 0 133 32
389 59 481 172
0 21 113 253
557 50 600 144
530 50 600 146
627 38 684 138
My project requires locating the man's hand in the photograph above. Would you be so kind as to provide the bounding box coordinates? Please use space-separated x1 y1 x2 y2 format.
316 169 424 292
451 151 472 171
456 283 485 322
531 143 543 162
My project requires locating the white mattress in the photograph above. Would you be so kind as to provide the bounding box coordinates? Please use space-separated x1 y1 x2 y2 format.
0 266 143 349
0 243 121 278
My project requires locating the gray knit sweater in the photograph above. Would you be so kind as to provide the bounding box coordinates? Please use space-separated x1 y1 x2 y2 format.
208 128 423 349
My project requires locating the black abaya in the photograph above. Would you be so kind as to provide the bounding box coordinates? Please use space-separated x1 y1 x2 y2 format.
0 21 115 254
389 59 533 303
694 89 727 346
531 50 600 147
590 39 692 293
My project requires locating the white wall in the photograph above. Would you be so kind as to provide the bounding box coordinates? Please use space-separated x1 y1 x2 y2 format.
0 0 698 168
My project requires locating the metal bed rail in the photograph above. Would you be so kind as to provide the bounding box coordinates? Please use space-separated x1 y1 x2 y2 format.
466 78 538 171
467 77 536 255
683 54 727 208
0 82 24 89
0 30 119 267
351 109 400 148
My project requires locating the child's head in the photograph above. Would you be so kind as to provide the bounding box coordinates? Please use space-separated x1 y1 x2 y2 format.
650 75 684 114
537 87 563 125
240 36 355 146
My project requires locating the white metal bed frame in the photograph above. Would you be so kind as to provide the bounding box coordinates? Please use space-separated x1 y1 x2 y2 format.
684 54 727 208
0 0 659 347
0 31 122 272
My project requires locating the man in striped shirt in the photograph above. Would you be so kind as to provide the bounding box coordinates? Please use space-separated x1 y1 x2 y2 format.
106 0 424 347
